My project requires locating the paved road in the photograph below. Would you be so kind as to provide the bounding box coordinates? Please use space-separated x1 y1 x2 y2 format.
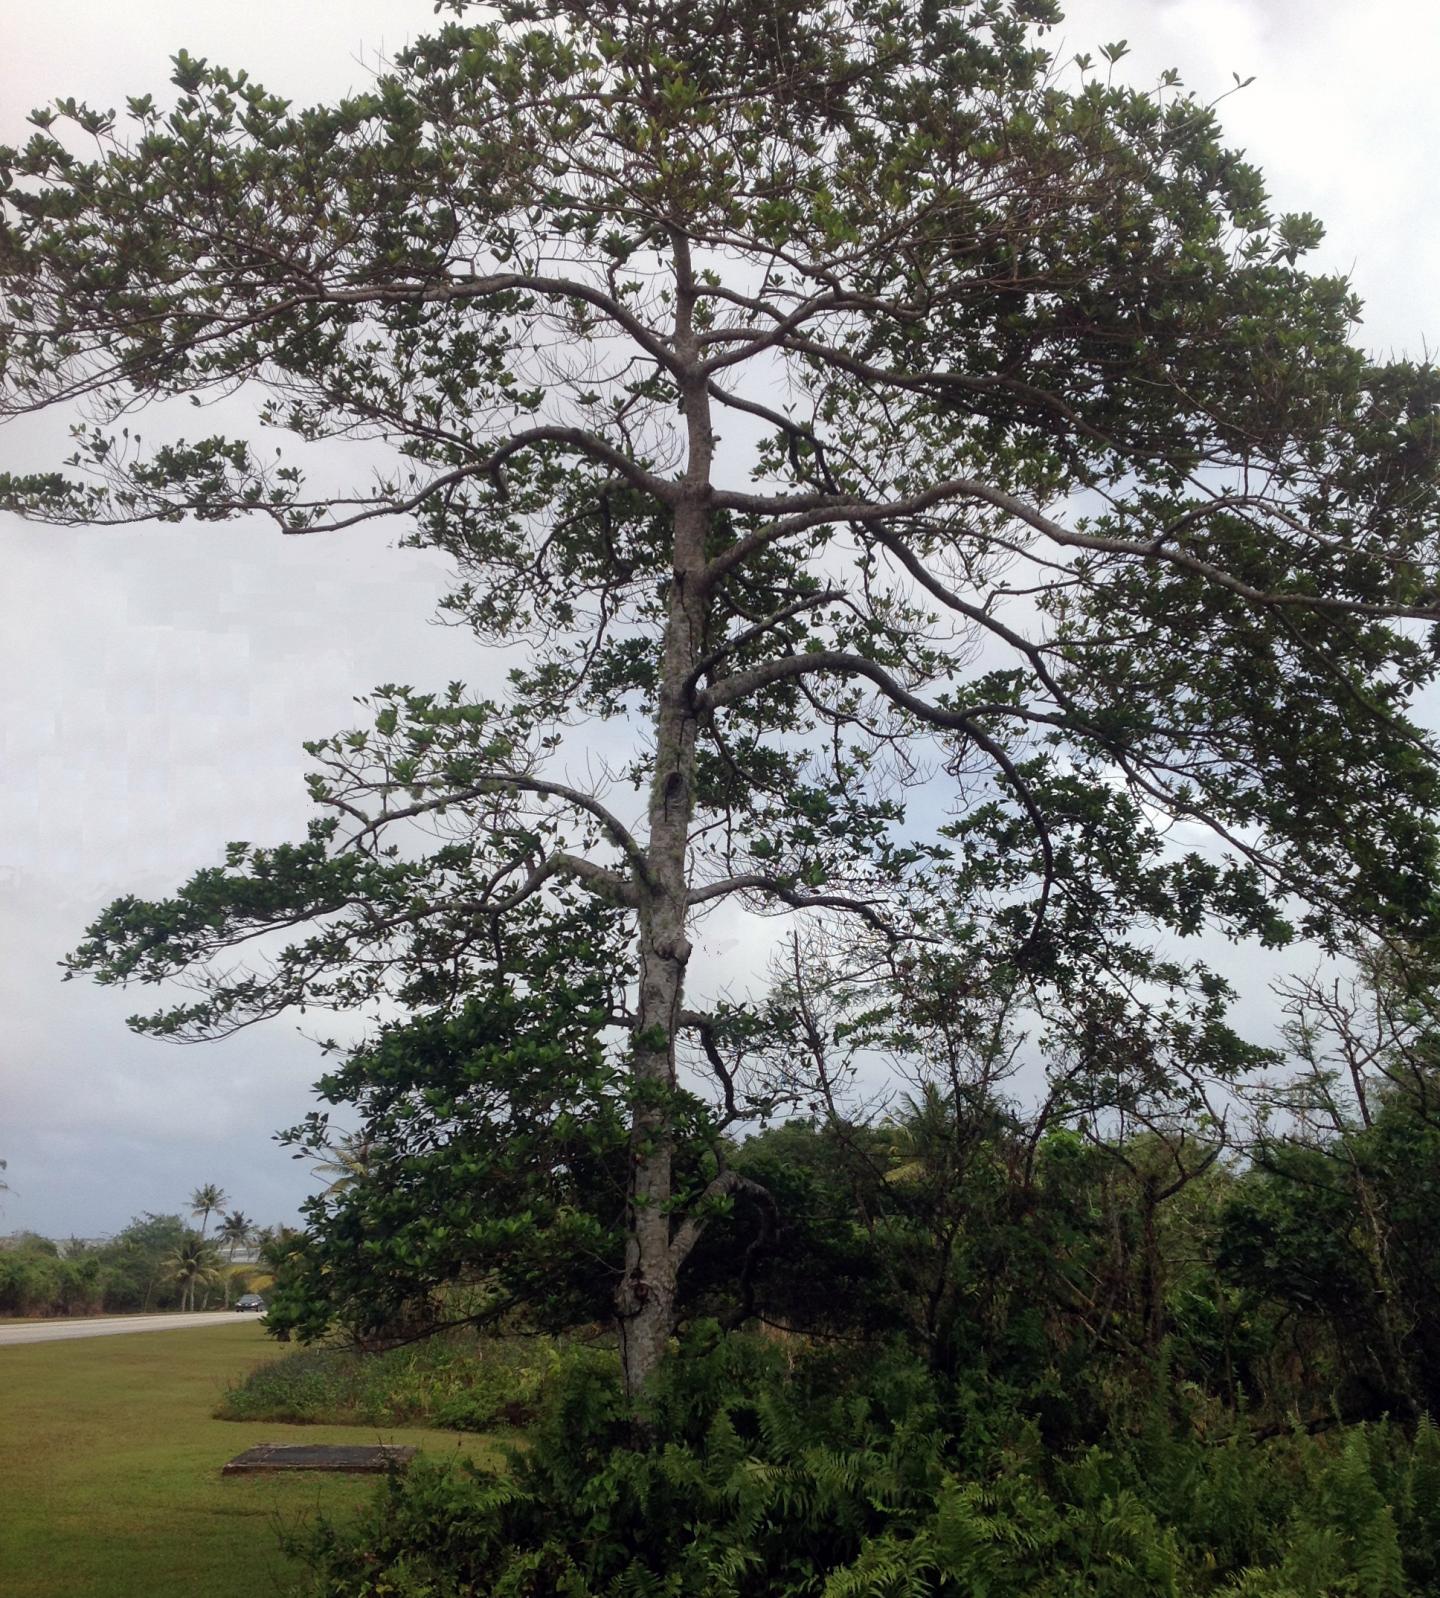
0 1311 256 1346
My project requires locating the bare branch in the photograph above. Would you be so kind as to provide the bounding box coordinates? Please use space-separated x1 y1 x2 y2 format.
669 1168 776 1271
706 477 1440 622
687 872 898 937
685 587 845 691
701 650 1056 953
477 850 635 913
333 772 648 881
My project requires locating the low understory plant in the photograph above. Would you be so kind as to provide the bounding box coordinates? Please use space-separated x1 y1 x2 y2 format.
289 1326 1440 1597
218 1330 561 1431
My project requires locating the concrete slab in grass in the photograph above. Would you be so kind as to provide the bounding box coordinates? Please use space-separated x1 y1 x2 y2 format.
222 1442 418 1475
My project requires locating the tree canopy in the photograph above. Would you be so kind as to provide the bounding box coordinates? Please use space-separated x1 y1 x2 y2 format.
4 0 1440 1396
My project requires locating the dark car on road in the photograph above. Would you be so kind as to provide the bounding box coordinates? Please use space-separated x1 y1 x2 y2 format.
234 1294 266 1312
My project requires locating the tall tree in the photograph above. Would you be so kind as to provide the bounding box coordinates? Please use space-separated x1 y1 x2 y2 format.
4 0 1440 1397
95 1212 189 1311
216 1209 254 1306
183 1185 227 1308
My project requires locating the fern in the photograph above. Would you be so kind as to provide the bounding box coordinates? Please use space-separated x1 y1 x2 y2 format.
1275 1519 1347 1598
292 1339 1440 1598
1403 1413 1440 1589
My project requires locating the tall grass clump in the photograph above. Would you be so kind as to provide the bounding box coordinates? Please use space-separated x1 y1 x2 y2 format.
218 1330 559 1431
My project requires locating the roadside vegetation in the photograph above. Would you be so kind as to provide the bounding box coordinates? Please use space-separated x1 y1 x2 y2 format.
0 1189 282 1317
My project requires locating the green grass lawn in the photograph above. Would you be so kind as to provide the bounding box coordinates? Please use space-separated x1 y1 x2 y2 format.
0 1321 498 1598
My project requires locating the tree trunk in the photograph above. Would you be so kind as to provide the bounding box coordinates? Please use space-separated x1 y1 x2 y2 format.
614 236 711 1405
616 773 692 1398
616 504 706 1400
1140 1178 1163 1354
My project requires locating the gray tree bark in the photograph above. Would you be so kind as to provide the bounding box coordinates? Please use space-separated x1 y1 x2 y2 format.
615 236 713 1402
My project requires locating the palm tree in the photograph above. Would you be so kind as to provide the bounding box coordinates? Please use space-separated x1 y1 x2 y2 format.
185 1186 228 1307
188 1184 228 1241
217 1211 254 1259
167 1235 222 1312
310 1133 379 1195
216 1211 254 1307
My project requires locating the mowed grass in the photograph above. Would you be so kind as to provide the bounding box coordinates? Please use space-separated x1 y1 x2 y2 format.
0 1321 498 1598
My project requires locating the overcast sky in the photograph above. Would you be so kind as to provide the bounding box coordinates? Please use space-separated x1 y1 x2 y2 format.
2 0 1437 1239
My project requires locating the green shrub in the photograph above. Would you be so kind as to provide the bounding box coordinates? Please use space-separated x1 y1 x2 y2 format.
0 1245 109 1317
218 1331 559 1430
0 1249 61 1316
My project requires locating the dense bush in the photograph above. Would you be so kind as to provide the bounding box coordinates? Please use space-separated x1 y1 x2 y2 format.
0 1244 105 1316
219 1331 560 1431
1217 1084 1440 1423
91 1213 191 1312
263 969 635 1348
293 1328 1440 1597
